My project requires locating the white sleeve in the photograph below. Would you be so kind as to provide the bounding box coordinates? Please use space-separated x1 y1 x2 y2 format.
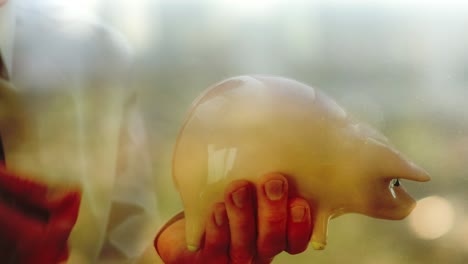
85 24 162 263
97 93 163 264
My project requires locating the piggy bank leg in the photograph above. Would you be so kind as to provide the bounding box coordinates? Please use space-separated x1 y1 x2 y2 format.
310 210 331 250
184 206 207 251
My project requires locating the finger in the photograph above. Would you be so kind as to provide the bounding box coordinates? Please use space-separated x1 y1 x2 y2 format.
224 180 256 264
286 198 312 254
49 191 81 224
48 191 81 244
0 197 46 244
0 166 80 212
44 188 82 212
255 173 288 260
0 184 80 263
0 166 48 209
203 203 230 264
156 218 195 263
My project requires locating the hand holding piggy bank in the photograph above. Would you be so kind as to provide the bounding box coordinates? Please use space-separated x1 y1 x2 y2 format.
173 75 430 251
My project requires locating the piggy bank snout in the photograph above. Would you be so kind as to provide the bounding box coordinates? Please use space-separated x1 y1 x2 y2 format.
362 176 419 220
374 196 416 220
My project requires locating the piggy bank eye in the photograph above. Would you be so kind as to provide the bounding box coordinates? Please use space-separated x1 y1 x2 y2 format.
389 179 401 199
390 178 400 187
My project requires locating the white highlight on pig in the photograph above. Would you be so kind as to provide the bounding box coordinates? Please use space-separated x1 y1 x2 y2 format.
409 196 455 240
389 182 396 199
207 144 237 183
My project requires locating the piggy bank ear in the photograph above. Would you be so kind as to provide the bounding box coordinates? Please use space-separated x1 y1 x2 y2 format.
367 137 430 182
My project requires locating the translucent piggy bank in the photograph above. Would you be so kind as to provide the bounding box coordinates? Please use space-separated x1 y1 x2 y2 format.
173 75 430 251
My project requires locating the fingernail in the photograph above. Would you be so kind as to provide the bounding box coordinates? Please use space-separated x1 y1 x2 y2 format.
291 206 306 223
264 180 284 201
232 186 249 208
214 206 225 226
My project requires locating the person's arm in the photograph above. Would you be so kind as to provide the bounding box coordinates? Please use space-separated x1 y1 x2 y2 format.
156 173 314 264
0 165 81 264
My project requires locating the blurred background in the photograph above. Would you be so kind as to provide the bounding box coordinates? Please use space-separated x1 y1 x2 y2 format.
75 0 467 263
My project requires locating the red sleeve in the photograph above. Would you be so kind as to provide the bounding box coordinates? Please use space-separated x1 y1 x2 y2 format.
0 165 81 264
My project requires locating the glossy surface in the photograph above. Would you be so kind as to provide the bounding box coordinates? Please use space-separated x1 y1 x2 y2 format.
173 75 430 251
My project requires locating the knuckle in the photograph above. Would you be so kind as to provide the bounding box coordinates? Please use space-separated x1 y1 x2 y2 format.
258 233 286 257
258 244 285 259
230 252 254 264
286 244 308 255
263 211 287 225
286 240 309 255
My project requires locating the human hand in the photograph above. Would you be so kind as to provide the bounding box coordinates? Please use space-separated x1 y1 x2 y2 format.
156 173 314 264
0 165 81 264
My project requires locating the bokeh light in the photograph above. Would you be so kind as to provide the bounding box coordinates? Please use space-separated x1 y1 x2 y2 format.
409 196 455 240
